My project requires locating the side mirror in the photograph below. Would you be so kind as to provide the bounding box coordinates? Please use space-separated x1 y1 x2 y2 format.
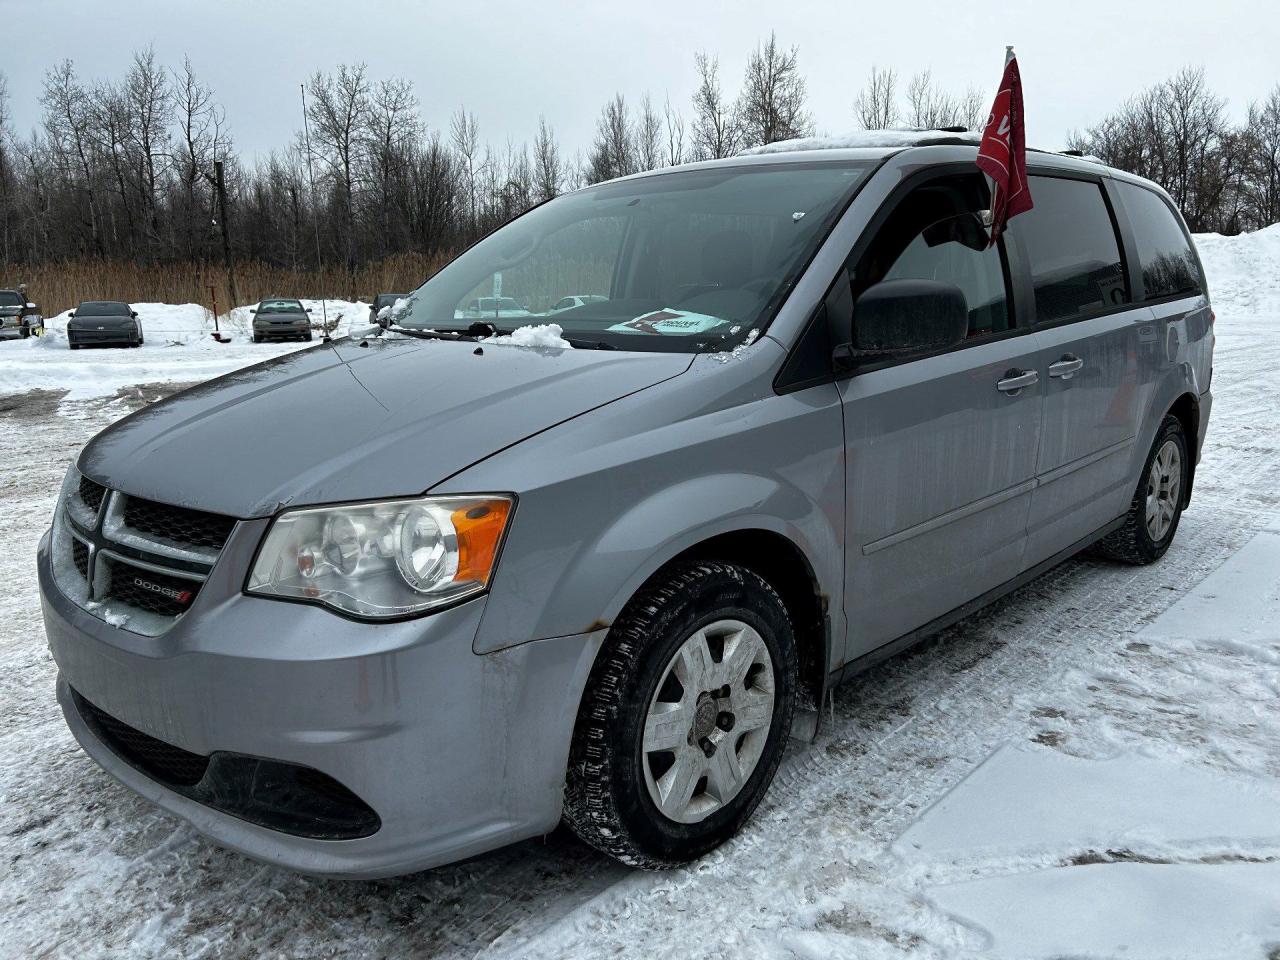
68 312 75 318
131 311 139 318
305 307 312 313
26 302 36 310
840 279 968 364
250 308 257 314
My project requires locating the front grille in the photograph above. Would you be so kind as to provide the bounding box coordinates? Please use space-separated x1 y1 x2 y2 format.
71 688 381 840
104 560 199 617
78 476 106 514
71 539 89 579
73 689 210 787
122 496 236 550
57 473 237 634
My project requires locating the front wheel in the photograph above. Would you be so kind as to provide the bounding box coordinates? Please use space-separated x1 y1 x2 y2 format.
564 561 796 868
1097 414 1189 564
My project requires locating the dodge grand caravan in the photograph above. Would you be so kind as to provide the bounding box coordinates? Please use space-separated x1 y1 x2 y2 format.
39 137 1213 877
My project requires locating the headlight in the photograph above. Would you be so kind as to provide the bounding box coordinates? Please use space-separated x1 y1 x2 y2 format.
246 495 513 619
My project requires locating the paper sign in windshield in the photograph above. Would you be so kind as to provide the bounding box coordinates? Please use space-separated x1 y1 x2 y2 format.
608 309 729 335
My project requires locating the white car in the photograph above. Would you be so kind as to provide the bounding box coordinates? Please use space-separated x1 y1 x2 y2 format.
549 295 609 313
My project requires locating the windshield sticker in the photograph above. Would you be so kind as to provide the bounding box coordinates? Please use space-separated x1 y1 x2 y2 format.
607 309 730 336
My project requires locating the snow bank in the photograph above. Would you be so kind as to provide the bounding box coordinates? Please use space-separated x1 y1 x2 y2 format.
1194 222 1280 316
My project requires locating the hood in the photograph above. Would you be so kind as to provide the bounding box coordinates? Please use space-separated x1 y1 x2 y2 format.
79 337 692 518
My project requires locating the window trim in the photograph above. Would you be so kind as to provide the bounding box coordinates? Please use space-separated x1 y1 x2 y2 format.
1005 169 1135 331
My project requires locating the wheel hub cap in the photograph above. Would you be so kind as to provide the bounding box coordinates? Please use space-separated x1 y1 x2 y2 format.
1145 439 1182 542
641 619 776 824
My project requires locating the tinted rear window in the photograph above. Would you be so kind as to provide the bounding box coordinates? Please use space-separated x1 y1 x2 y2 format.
77 302 130 316
1115 182 1203 301
1012 177 1128 324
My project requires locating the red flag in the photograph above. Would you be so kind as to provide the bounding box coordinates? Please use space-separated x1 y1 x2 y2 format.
976 55 1032 245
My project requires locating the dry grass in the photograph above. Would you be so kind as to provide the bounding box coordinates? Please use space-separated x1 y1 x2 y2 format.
9 251 456 316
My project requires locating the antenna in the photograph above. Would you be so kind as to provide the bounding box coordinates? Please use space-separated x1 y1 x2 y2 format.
300 82 331 342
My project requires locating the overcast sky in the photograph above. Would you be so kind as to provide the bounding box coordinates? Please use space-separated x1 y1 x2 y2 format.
3 0 1276 163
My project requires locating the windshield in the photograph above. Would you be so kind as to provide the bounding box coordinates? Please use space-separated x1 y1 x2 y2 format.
77 302 130 316
395 161 873 351
258 300 304 314
0 291 21 307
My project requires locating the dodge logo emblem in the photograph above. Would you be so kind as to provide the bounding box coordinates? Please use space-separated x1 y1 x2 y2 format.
132 576 194 605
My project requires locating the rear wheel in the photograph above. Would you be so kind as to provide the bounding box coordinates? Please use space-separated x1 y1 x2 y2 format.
252 334 262 344
69 342 80 350
564 561 796 868
19 323 30 339
1097 414 1188 564
303 330 313 342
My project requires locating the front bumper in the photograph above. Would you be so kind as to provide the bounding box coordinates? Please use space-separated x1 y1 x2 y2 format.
39 529 603 877
254 322 310 336
68 326 135 345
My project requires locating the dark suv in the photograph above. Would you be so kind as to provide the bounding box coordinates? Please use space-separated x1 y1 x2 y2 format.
0 289 43 339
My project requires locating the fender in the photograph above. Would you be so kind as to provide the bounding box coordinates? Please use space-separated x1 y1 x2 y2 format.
471 468 844 657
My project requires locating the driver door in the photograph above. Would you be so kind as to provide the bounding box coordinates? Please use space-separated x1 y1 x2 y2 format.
838 174 1043 659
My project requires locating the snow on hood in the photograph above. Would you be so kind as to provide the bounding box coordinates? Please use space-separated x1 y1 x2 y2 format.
77 336 692 518
483 322 572 349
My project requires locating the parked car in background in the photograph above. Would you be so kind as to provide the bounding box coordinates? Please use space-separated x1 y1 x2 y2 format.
460 296 532 320
549 294 608 313
370 293 410 325
0 288 43 339
251 298 313 342
66 301 143 349
41 137 1213 878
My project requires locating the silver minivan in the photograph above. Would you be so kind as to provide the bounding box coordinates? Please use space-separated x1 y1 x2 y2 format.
39 138 1213 877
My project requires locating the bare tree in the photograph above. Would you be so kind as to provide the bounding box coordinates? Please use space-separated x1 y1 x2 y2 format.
305 63 371 282
366 76 418 255
636 93 664 172
41 60 102 254
737 32 812 148
450 107 481 224
1244 86 1280 229
170 57 229 261
663 95 685 166
690 52 740 160
853 66 898 129
587 93 636 183
533 116 562 201
905 70 961 129
124 47 170 246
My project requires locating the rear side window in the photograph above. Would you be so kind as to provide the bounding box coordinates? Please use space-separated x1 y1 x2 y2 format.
1012 177 1127 324
1115 181 1203 301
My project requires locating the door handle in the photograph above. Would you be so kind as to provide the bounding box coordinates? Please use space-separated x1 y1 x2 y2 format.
997 369 1039 394
1048 354 1085 380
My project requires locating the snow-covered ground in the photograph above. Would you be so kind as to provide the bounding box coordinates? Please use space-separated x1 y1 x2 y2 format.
0 299 369 399
2 227 1280 958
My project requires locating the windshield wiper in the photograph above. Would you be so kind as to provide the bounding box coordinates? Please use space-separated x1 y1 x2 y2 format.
561 335 617 350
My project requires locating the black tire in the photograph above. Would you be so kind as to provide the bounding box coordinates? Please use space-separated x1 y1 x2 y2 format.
1096 414 1189 564
69 342 80 350
252 334 262 343
304 330 313 342
564 561 797 868
19 324 30 339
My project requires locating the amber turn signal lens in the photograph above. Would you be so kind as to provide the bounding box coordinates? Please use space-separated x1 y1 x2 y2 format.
451 499 512 586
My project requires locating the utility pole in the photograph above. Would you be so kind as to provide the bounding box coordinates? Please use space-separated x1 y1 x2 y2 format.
214 160 239 308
